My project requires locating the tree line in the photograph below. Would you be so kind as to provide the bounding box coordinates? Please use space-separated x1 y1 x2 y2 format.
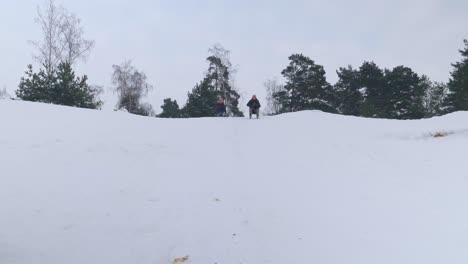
157 39 468 120
264 48 468 119
9 0 468 120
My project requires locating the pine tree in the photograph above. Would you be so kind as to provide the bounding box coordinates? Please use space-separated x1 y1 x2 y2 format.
159 98 182 118
277 54 335 113
334 66 363 116
16 63 102 109
53 63 103 109
446 40 468 112
16 65 50 103
206 56 243 117
182 78 218 118
181 45 244 118
358 61 386 118
384 66 425 119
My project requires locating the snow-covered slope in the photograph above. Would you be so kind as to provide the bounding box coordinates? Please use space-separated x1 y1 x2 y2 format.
1 100 468 264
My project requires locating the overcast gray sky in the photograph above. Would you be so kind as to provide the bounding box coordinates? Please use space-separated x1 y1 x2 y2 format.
1 0 467 111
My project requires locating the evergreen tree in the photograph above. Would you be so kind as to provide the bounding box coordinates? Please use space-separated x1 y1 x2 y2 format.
16 65 50 103
206 55 243 117
16 63 102 109
334 66 363 116
358 61 386 118
159 98 182 118
182 78 218 118
52 63 103 109
181 46 243 118
445 39 468 112
277 54 335 113
384 66 425 119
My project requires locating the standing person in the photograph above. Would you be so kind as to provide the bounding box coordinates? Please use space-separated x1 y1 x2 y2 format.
215 97 227 117
247 95 261 119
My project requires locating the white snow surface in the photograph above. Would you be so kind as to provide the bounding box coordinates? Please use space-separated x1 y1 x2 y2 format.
1 100 468 264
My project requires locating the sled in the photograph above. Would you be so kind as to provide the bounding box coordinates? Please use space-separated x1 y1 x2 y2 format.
249 108 260 119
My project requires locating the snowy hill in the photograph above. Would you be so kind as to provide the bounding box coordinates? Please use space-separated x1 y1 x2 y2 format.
1 100 468 264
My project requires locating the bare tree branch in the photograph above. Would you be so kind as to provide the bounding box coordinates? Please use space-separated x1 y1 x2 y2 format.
59 12 95 65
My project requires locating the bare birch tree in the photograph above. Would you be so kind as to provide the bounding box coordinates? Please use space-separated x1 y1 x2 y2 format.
265 78 284 115
59 12 95 65
31 0 63 75
111 61 153 115
31 0 94 74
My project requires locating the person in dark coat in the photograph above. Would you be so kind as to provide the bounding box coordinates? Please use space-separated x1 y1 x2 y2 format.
215 97 227 117
247 95 261 119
